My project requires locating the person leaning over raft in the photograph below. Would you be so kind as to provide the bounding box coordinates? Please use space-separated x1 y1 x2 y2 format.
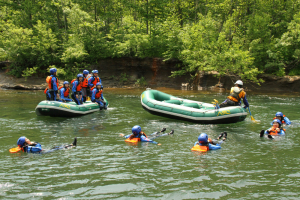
59 81 73 102
192 132 227 151
45 68 59 101
91 82 107 110
72 74 84 105
119 125 162 145
219 80 249 108
81 70 90 102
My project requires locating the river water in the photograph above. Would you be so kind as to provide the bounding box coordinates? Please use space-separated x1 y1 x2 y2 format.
0 88 299 199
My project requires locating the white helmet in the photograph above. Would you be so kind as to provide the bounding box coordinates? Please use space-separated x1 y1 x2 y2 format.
235 80 243 86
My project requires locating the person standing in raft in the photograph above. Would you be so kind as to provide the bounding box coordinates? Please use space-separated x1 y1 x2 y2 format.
59 81 72 102
218 80 249 109
91 82 107 110
191 132 227 151
88 70 102 94
10 137 77 153
72 74 84 105
82 70 90 102
260 119 286 138
272 112 291 126
119 126 174 145
45 68 59 101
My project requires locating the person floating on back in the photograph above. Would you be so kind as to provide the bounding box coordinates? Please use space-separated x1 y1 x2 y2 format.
82 70 90 102
119 126 174 145
260 119 286 138
191 132 227 152
272 112 291 126
91 82 107 110
45 68 59 101
10 137 77 153
88 70 102 93
59 81 72 102
72 74 84 105
218 80 249 109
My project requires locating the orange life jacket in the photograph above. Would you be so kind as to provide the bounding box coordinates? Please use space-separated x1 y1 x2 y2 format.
95 89 103 99
91 76 100 86
125 138 140 143
44 88 48 94
82 77 88 87
71 79 76 84
46 76 58 89
59 86 70 97
75 81 82 92
269 127 286 135
191 144 209 152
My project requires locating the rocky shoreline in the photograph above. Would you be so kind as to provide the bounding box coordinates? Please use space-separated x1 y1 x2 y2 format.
1 57 300 92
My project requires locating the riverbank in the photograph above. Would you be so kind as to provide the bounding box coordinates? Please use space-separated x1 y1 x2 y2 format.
1 57 300 92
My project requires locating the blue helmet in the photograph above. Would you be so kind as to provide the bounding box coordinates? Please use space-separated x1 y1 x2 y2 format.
77 74 83 78
273 119 282 127
83 70 89 75
92 70 98 74
275 112 283 118
49 68 57 75
132 125 141 135
198 133 208 144
63 81 69 85
96 82 102 86
17 136 26 147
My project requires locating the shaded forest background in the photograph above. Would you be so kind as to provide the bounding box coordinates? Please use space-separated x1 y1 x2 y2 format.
1 0 300 83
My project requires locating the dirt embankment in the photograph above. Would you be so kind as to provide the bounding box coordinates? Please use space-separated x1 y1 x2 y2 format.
1 58 300 92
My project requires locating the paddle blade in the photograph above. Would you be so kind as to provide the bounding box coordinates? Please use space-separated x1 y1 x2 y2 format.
9 147 21 153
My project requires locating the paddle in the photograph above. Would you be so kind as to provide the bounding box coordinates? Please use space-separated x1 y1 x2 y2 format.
247 107 257 122
211 99 220 109
9 146 21 153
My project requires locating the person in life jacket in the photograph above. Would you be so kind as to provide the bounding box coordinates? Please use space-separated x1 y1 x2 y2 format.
88 70 102 90
91 82 107 110
261 119 285 137
17 136 42 153
14 137 77 154
192 132 227 151
119 125 163 145
271 112 291 125
45 68 59 101
72 74 84 105
81 70 90 102
59 81 72 102
219 80 249 109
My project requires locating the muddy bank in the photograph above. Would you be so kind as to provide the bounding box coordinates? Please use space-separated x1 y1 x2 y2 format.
1 58 300 92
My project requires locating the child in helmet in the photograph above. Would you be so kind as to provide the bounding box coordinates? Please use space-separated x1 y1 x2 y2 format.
219 80 249 109
260 119 286 137
82 70 90 102
272 112 291 125
59 81 73 102
16 136 42 153
72 74 84 105
45 68 59 101
192 132 227 151
91 82 107 110
119 126 174 145
88 70 102 90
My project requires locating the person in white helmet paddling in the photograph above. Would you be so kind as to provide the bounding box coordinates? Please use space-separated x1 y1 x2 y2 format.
219 80 249 108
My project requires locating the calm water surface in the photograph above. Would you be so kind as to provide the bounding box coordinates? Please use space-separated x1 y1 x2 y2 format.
0 88 299 199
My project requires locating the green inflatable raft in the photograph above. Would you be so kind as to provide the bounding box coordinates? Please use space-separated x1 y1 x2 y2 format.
35 98 108 117
141 89 247 124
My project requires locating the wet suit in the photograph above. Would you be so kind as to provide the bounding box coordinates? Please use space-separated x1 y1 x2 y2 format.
124 132 159 144
220 87 249 108
48 75 59 101
270 117 291 126
264 128 285 136
193 141 222 150
91 88 106 109
60 87 72 102
72 80 83 105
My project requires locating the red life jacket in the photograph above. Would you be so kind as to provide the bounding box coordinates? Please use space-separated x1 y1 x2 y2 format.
91 76 100 86
71 79 76 84
46 76 58 89
59 86 70 97
95 89 103 99
44 88 48 94
75 81 82 92
82 77 88 87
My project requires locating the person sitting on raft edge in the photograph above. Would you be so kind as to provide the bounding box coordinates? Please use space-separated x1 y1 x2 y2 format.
72 74 84 105
91 82 107 110
119 125 165 145
191 132 227 151
218 80 249 109
260 119 286 137
59 81 73 102
272 112 291 126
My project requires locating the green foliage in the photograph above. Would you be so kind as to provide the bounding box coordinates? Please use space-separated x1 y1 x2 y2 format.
119 73 128 84
135 77 147 87
22 67 38 81
47 65 82 81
